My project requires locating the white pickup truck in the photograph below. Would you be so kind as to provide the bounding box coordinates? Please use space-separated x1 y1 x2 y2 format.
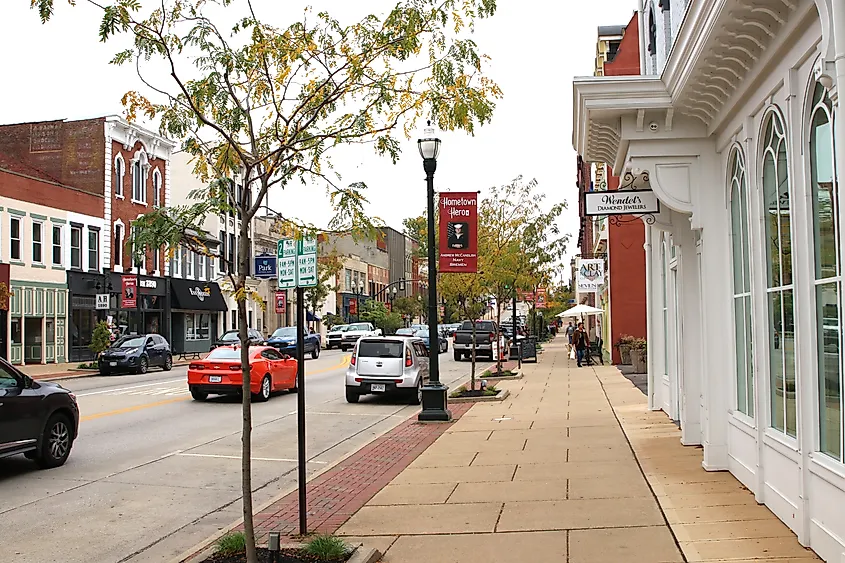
340 322 383 351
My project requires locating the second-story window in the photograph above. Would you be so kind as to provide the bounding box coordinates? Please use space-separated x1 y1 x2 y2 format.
52 224 62 266
114 154 125 197
184 247 193 278
114 224 123 268
153 168 162 208
31 220 43 264
10 217 21 262
70 225 82 269
132 151 149 204
88 228 100 272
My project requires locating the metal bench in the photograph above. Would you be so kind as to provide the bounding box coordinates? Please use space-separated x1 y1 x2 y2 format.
177 351 203 361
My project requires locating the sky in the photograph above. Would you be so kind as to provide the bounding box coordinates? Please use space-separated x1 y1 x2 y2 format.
0 0 640 278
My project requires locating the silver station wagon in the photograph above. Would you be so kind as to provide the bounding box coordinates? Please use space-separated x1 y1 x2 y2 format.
345 336 430 404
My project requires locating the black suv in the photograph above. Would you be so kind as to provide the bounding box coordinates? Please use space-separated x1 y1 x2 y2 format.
210 329 264 351
0 358 80 468
98 334 173 375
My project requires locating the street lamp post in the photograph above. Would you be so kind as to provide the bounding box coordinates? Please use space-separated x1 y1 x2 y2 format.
417 122 451 422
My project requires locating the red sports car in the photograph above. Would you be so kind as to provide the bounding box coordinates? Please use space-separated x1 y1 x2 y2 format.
187 345 298 402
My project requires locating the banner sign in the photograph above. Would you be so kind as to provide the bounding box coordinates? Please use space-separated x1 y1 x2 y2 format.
349 298 358 315
274 291 286 314
577 259 605 292
121 276 137 309
439 192 478 273
254 255 277 279
584 190 660 216
535 288 547 309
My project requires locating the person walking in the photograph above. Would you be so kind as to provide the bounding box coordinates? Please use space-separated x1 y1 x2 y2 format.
573 322 590 368
566 322 575 348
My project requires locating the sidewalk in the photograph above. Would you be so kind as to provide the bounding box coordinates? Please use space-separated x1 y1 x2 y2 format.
332 340 820 562
18 355 205 381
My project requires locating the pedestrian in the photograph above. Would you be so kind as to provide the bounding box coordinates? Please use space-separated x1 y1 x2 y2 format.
566 322 575 350
573 322 590 367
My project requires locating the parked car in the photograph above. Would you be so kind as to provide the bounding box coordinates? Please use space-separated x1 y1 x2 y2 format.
325 324 350 350
341 322 382 351
265 327 322 359
418 329 449 354
187 345 298 401
210 328 264 351
452 320 499 361
98 334 173 375
345 336 430 404
0 357 79 468
394 327 417 336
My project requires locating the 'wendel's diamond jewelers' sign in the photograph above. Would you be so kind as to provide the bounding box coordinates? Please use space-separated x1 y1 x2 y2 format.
584 190 660 216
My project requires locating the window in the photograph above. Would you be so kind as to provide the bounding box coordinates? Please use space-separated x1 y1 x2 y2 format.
345 269 352 291
114 224 123 267
228 233 235 274
32 221 43 264
184 248 193 278
10 217 21 261
52 225 62 266
762 109 797 437
131 151 148 203
152 168 161 207
198 253 205 280
152 246 160 273
114 154 125 197
88 228 100 271
132 226 142 268
171 247 181 277
185 313 211 341
810 83 843 461
70 225 82 269
730 149 754 417
219 230 226 271
231 309 238 330
206 254 213 281
194 252 201 280
0 363 20 389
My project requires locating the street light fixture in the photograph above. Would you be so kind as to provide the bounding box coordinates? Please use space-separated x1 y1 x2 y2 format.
416 122 450 422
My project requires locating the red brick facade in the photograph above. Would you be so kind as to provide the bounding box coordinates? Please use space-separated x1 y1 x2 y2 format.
604 13 640 77
0 155 104 217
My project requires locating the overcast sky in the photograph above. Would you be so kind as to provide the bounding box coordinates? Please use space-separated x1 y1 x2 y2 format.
1 0 639 279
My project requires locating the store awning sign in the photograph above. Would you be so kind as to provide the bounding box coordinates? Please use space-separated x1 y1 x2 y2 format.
584 190 660 216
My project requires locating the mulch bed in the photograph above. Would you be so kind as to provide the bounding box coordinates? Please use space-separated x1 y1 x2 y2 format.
452 389 497 398
203 548 350 563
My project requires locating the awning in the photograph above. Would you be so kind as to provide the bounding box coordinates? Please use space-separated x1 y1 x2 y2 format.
307 311 321 322
170 279 227 311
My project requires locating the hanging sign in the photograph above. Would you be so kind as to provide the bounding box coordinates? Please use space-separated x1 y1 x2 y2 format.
121 276 137 308
439 192 478 273
96 293 110 310
584 190 660 216
535 288 548 309
254 255 277 279
274 291 286 314
577 259 605 292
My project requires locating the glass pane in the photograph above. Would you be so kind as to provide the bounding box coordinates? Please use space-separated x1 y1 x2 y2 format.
763 153 781 288
739 175 752 293
777 141 793 286
817 283 842 459
744 295 755 417
734 297 748 414
811 108 838 280
731 185 745 293
782 289 797 437
769 291 785 432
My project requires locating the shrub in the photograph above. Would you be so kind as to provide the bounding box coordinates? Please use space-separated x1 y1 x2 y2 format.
89 321 112 358
215 532 246 556
303 534 350 561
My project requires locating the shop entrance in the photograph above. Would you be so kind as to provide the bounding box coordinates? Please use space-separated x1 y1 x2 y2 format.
24 317 43 364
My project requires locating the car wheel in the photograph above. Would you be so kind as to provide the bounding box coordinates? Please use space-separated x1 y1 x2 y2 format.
137 356 149 374
99 367 110 376
253 375 271 402
410 380 422 405
190 387 208 401
34 414 73 469
345 388 360 403
162 354 173 371
312 345 320 360
341 346 348 352
454 350 461 362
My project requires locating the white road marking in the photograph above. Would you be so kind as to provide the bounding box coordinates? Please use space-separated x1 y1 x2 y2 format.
306 411 407 417
75 378 185 397
177 452 328 464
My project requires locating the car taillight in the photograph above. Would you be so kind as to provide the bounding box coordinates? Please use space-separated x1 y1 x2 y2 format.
229 364 242 371
405 349 412 367
189 363 205 370
350 355 356 366
489 332 495 341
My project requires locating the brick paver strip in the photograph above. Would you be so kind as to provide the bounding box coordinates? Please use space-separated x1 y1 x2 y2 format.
240 402 474 542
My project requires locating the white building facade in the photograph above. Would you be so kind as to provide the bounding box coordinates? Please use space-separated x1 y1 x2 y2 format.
574 0 845 560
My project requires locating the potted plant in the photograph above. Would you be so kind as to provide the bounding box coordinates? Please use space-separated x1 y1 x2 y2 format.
630 338 647 373
615 334 635 364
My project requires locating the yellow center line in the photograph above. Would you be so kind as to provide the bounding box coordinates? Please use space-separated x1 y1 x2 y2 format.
80 354 351 423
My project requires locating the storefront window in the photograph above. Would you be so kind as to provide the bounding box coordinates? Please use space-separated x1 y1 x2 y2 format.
810 82 842 461
762 109 797 437
730 148 754 417
186 313 210 341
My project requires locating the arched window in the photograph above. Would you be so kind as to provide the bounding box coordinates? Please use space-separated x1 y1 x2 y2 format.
114 222 124 268
730 148 754 416
152 168 162 208
131 150 149 203
114 154 125 197
810 82 842 460
761 109 797 437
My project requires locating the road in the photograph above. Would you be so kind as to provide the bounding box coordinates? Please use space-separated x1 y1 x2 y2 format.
0 346 488 563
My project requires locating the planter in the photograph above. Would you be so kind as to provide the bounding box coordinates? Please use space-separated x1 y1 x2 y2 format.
630 349 646 374
618 344 632 365
449 388 510 403
199 543 380 563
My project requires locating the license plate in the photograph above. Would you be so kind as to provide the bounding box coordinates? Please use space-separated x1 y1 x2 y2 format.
209 376 222 383
109 362 117 367
371 383 386 392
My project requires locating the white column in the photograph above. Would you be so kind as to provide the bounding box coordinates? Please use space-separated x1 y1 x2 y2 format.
644 225 656 410
677 220 702 446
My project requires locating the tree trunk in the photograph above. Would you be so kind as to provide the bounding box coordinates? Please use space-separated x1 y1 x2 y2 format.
470 320 477 390
238 220 258 563
495 299 502 375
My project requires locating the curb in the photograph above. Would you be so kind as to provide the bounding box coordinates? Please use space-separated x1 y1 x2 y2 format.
449 388 510 403
33 360 196 382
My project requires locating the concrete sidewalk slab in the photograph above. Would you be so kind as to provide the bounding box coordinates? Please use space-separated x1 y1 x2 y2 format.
339 502 502 536
569 526 683 563
380 531 568 563
496 497 665 531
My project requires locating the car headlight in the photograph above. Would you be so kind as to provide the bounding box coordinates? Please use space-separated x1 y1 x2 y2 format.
125 348 140 355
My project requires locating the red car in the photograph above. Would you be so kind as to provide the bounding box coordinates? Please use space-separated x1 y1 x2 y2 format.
187 345 298 402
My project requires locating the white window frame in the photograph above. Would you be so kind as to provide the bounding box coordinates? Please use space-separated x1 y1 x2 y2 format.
186 313 211 341
152 168 162 208
152 245 160 275
70 225 82 270
113 221 125 271
171 247 182 278
51 224 63 267
198 253 206 281
114 153 126 198
87 227 100 272
185 248 194 278
31 219 44 265
10 216 22 262
131 150 149 205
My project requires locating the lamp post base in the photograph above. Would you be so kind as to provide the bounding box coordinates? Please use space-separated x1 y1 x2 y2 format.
418 384 452 422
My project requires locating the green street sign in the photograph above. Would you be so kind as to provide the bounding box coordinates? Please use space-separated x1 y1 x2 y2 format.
277 239 297 289
277 237 318 288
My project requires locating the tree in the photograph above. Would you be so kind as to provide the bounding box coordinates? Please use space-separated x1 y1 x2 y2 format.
304 252 343 320
402 215 428 259
393 296 421 324
359 300 402 334
30 2 502 560
89 321 113 358
439 273 486 389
